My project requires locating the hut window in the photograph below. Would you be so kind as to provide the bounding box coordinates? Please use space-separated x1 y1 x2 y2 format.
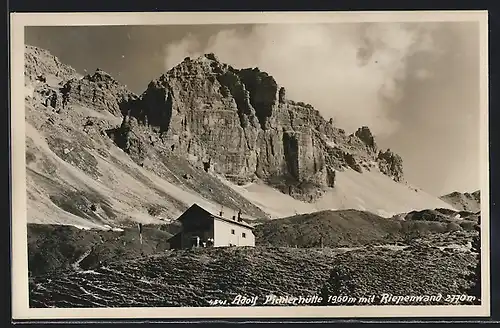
242 232 246 238
231 229 235 235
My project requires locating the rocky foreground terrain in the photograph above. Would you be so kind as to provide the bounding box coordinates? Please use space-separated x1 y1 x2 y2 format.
29 245 477 308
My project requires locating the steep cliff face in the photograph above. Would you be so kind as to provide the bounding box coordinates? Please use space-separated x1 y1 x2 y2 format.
117 53 402 202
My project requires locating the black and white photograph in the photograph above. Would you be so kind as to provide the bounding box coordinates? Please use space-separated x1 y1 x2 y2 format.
10 11 489 319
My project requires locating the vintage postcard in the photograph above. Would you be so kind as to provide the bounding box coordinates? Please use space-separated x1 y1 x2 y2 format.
10 11 490 320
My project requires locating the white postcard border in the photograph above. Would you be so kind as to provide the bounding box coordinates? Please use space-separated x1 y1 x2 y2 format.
10 10 490 320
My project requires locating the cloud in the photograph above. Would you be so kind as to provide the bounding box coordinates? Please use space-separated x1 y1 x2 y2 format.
414 68 434 80
163 23 440 136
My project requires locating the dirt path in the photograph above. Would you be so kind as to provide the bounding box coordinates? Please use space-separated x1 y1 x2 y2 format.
71 248 92 271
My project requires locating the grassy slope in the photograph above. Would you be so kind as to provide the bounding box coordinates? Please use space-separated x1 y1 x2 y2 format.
253 209 479 248
27 223 173 276
254 210 401 247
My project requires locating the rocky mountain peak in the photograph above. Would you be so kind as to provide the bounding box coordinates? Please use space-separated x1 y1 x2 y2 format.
107 53 407 202
440 190 481 212
202 53 220 62
377 149 404 182
355 126 377 151
26 53 137 118
178 53 221 64
84 68 120 85
57 68 137 117
24 45 80 85
168 53 228 75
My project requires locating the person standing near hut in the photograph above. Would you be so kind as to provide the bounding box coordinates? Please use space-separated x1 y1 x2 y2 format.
138 223 143 245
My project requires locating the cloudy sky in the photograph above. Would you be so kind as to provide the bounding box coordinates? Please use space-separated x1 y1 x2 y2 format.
25 21 481 196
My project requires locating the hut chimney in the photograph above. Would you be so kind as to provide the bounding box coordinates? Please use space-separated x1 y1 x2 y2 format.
237 209 242 221
219 206 223 217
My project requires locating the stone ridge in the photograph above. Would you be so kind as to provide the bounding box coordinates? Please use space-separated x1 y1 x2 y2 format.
60 69 139 117
25 45 138 117
440 190 481 212
24 45 79 84
116 53 405 202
